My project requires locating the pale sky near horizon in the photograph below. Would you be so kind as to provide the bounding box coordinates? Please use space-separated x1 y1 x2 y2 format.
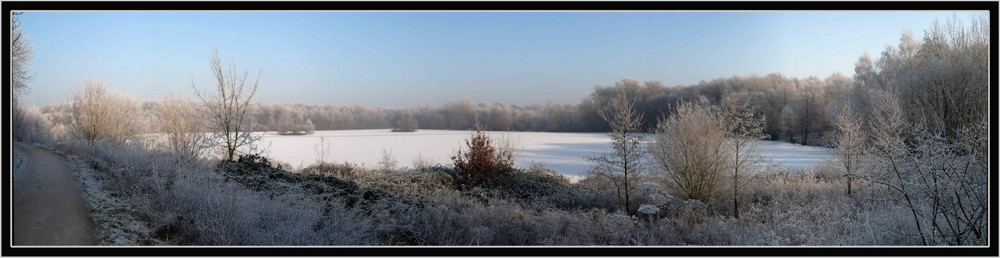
14 11 987 108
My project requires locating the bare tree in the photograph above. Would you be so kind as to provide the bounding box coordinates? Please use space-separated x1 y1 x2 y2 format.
157 95 212 160
794 83 822 145
69 78 141 145
12 13 35 141
649 101 729 204
831 102 866 196
586 84 645 216
778 104 797 143
11 13 33 99
721 93 768 218
866 89 987 245
193 50 262 161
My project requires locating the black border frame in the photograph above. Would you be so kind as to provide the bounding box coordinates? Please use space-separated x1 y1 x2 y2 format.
3 1 997 256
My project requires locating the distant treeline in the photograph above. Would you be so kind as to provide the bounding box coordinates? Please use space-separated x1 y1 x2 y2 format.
240 72 854 146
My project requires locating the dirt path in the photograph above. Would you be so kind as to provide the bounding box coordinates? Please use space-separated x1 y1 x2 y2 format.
12 143 97 245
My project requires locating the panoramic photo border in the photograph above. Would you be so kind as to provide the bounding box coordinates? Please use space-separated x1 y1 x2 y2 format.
3 1 996 257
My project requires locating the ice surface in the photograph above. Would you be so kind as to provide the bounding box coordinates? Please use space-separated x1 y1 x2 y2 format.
257 129 837 182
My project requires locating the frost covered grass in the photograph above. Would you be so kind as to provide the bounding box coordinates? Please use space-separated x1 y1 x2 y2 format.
56 136 932 246
55 141 377 245
57 149 147 245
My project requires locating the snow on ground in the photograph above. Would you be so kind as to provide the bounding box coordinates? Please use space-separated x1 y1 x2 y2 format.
257 129 837 182
754 140 838 170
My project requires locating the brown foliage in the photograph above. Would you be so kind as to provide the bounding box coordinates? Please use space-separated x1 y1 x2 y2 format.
450 124 514 188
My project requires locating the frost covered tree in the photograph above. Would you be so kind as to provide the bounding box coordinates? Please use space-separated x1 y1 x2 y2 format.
193 50 263 161
157 96 212 160
831 102 866 196
11 13 33 100
865 87 988 245
860 15 988 139
794 79 824 145
649 101 729 204
69 78 142 145
276 108 315 135
721 93 768 218
778 105 797 143
394 109 419 132
11 13 36 141
586 84 645 216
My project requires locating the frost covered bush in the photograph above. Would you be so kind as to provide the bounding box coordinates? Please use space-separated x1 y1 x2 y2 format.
12 105 55 145
650 101 731 204
478 165 590 209
300 161 374 181
635 181 660 193
357 170 454 200
450 124 515 189
638 204 660 223
69 78 144 145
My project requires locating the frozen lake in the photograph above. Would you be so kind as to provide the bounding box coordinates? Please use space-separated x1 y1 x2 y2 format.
256 129 837 181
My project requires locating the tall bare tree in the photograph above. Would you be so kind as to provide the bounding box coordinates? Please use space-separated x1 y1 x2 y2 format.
722 93 768 218
586 84 645 216
831 102 866 196
11 13 35 141
193 50 262 161
11 13 33 99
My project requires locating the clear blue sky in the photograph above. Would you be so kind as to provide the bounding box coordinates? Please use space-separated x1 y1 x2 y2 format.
15 11 986 107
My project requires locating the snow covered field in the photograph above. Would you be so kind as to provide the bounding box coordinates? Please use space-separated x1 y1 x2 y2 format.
256 129 837 181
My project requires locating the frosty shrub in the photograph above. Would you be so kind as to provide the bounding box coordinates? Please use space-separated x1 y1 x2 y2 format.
649 101 731 204
156 96 212 161
411 154 435 171
299 161 374 181
357 170 454 200
313 136 331 164
450 123 514 189
635 181 660 193
12 105 55 145
69 78 143 145
649 193 671 206
638 204 660 223
377 149 399 173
